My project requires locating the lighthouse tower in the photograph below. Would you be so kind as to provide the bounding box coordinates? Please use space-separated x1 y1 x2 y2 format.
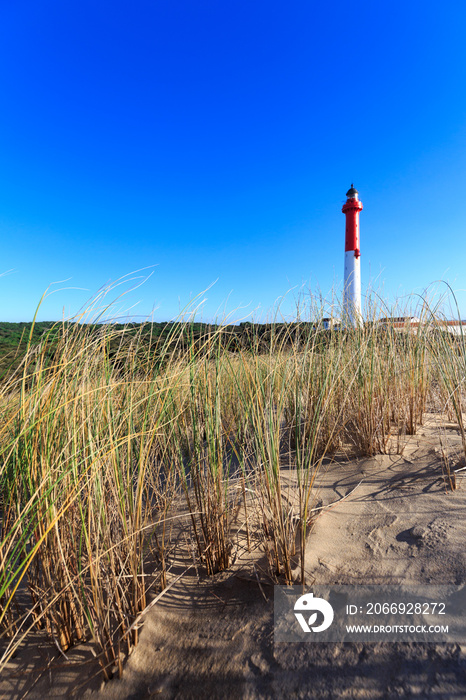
342 184 363 327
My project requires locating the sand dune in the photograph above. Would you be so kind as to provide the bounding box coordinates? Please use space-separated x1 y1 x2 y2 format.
3 415 466 699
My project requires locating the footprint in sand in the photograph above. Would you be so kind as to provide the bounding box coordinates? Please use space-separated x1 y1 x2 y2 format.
396 519 452 549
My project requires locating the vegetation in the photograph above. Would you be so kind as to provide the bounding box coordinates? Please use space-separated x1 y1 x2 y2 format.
0 290 465 683
0 320 324 380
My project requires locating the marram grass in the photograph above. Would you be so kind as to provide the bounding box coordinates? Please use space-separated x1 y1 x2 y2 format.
0 289 465 680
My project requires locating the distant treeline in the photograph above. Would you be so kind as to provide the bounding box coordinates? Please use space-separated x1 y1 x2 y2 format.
0 319 457 382
0 320 324 380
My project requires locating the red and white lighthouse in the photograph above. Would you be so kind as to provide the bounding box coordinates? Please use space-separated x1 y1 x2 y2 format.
342 184 363 327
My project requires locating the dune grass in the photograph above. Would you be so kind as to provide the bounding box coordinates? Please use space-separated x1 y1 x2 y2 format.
0 288 465 681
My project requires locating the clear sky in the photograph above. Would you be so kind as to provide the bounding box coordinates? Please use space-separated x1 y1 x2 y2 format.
1 1 465 323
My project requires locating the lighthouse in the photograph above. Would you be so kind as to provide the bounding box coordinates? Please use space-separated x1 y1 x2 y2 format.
342 184 363 327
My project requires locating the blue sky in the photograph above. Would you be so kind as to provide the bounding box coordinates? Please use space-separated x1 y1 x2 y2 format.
1 1 465 322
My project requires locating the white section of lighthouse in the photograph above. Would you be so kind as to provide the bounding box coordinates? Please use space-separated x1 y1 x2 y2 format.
342 184 363 327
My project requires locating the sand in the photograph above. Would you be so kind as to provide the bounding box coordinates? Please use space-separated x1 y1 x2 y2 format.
3 415 466 699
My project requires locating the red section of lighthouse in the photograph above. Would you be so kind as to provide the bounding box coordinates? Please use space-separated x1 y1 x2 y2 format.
342 184 363 326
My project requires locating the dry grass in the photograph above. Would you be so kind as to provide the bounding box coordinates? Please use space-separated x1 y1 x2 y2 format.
0 287 465 681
